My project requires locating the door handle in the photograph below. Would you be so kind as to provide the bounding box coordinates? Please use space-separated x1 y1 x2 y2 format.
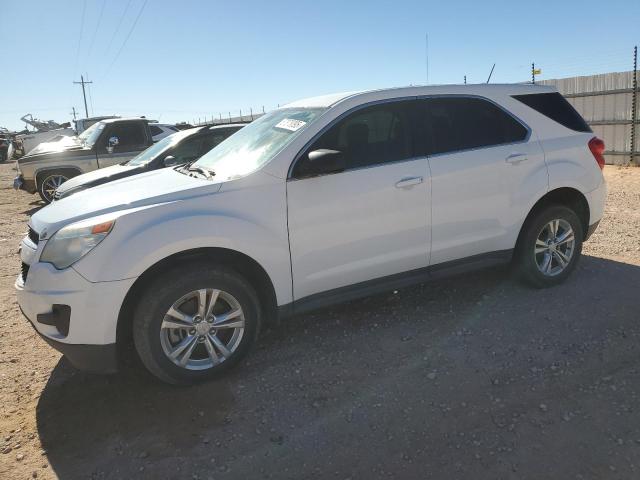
505 153 528 164
395 176 423 188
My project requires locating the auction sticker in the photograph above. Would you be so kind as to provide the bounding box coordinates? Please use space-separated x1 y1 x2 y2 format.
275 119 306 132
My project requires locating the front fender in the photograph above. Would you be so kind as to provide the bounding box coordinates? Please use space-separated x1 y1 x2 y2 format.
73 202 292 305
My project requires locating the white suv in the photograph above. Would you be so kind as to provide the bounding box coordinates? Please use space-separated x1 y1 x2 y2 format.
16 85 606 384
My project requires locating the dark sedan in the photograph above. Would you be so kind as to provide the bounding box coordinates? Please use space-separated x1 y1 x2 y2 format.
54 123 245 200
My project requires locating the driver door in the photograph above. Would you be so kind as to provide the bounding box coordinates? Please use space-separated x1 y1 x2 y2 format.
286 100 431 301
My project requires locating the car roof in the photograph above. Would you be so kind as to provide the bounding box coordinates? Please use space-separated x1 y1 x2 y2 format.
207 123 246 130
282 84 557 109
100 117 157 124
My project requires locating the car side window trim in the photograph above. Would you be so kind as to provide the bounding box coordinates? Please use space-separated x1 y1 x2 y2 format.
288 97 423 180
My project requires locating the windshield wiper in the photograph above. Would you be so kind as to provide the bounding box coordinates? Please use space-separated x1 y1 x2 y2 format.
188 165 215 178
174 161 215 179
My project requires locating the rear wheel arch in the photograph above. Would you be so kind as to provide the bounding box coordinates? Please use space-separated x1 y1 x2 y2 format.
116 247 278 351
516 187 590 249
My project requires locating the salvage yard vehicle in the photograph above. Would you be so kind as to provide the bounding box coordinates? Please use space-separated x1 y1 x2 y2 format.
14 117 158 203
16 84 606 384
54 124 245 200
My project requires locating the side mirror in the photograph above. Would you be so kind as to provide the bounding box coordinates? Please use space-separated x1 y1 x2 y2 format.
106 136 119 154
300 149 345 177
163 155 178 167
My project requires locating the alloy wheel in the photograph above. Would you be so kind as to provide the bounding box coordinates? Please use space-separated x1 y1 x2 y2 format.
160 288 245 370
534 218 575 277
41 174 68 202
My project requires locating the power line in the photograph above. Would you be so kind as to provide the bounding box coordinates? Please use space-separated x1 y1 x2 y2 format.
73 0 87 76
85 0 107 61
104 0 133 58
102 0 148 80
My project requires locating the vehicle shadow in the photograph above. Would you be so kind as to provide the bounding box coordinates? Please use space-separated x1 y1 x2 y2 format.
36 254 640 479
21 200 44 216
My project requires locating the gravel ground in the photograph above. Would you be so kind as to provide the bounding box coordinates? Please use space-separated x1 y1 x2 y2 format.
0 164 639 480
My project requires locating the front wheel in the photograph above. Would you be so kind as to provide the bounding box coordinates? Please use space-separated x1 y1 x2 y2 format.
38 172 69 203
132 264 261 384
514 205 584 288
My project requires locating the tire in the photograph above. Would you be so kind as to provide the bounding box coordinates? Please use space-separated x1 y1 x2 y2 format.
514 204 584 288
37 171 70 203
132 263 261 385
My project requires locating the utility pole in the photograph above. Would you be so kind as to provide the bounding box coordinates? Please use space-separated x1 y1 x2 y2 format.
631 45 638 165
71 107 77 122
464 75 467 85
73 75 93 118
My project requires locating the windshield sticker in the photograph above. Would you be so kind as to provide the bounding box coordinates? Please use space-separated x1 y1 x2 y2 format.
274 119 307 132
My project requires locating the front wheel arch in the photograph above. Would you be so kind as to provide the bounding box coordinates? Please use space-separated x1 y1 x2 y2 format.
116 247 278 358
35 168 82 202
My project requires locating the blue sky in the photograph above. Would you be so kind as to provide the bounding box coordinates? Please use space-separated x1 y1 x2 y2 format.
1 0 638 130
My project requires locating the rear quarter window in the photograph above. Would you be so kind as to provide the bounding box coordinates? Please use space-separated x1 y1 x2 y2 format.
512 92 592 133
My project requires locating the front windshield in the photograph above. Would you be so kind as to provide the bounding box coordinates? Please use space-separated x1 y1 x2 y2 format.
127 129 194 166
78 121 105 147
194 108 326 179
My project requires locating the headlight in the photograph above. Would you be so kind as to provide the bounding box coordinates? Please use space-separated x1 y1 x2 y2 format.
40 217 115 269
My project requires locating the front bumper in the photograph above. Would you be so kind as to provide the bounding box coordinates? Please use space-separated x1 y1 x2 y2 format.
22 306 118 373
16 244 136 373
13 174 36 194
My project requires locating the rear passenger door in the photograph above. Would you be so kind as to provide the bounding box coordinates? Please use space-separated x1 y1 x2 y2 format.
287 100 431 300
420 96 547 265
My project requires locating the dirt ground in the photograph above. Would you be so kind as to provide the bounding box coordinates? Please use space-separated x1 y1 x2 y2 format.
0 164 639 480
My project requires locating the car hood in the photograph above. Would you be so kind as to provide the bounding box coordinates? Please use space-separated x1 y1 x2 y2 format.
30 167 221 238
19 137 90 161
56 163 145 197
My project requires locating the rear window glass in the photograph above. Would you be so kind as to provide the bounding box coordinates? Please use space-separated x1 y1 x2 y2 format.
512 92 591 133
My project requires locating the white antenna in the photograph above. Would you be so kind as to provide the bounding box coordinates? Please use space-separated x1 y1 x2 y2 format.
425 33 429 84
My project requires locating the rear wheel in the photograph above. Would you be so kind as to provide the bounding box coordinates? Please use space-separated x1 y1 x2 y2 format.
132 264 261 384
38 172 69 203
515 205 583 288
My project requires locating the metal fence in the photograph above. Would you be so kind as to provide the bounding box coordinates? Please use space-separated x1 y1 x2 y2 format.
541 70 638 165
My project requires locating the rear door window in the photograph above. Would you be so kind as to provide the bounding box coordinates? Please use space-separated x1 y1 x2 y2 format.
149 125 163 137
419 97 528 155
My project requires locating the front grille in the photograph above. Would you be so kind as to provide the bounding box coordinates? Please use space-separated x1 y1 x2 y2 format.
28 227 39 245
21 262 30 282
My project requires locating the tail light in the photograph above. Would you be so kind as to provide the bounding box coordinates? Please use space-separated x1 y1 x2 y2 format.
588 137 605 170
